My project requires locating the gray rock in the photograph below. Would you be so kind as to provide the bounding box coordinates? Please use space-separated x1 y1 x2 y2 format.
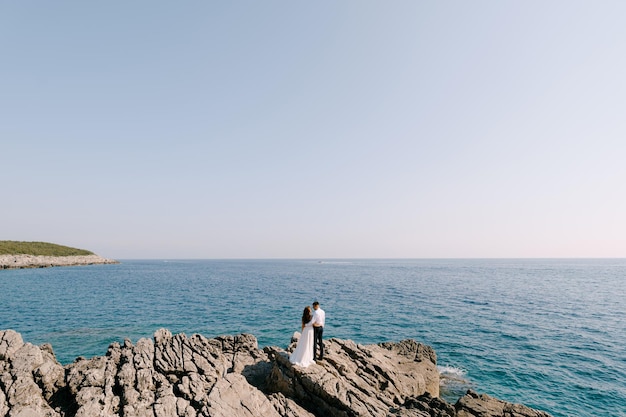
0 330 24 359
265 337 440 417
0 255 118 270
455 390 553 417
0 329 553 417
0 331 61 417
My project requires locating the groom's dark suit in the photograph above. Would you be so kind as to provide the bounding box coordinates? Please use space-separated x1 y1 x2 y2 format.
312 306 325 360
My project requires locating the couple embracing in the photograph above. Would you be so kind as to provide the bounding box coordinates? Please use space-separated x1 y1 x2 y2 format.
289 301 325 367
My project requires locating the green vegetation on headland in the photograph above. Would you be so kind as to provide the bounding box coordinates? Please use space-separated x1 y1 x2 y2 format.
0 241 94 257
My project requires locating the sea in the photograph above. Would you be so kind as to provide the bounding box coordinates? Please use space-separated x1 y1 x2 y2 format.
1 259 624 417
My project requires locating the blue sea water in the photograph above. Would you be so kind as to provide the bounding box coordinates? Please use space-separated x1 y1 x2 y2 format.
1 259 625 417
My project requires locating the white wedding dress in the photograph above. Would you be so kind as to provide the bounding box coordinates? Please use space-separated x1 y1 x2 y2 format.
289 320 315 367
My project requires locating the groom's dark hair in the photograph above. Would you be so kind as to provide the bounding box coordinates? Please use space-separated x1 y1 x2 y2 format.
313 301 319 307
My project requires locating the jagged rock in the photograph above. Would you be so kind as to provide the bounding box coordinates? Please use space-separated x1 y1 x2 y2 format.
0 330 61 417
455 390 553 417
264 337 439 417
33 344 65 402
379 339 438 366
205 373 281 417
66 355 116 417
0 330 24 360
393 392 456 416
0 329 553 417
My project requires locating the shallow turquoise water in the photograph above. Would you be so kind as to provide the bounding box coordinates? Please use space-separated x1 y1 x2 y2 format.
1 259 625 417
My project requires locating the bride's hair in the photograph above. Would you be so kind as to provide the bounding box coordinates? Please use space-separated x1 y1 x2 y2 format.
302 306 312 326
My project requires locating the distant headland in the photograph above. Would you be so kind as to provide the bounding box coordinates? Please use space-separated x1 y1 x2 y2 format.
0 240 118 269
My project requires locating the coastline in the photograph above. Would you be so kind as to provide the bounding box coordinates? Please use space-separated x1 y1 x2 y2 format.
0 328 553 417
2 258 615 416
0 254 119 269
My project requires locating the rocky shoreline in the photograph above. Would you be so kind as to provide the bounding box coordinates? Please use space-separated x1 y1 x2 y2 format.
0 329 552 417
0 254 119 269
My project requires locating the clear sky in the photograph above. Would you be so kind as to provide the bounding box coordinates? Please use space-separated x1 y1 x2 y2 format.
2 1 625 259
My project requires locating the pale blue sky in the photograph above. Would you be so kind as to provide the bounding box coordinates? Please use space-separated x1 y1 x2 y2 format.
2 1 625 259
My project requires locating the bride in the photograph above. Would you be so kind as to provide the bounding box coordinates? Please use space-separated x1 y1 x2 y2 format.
289 306 315 367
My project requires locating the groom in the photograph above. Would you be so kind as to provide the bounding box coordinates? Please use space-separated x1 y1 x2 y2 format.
312 300 325 361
